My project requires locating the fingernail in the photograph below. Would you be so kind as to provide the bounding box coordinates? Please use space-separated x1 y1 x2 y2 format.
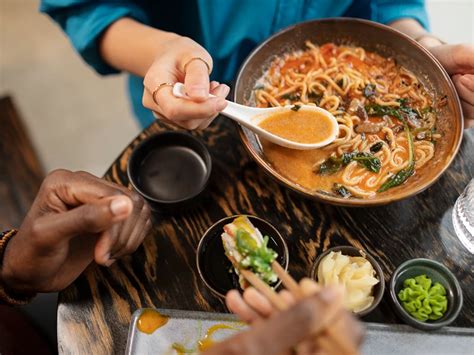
320 286 340 303
110 196 132 216
104 258 116 267
222 84 231 96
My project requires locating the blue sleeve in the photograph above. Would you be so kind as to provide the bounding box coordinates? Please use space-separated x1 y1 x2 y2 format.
371 0 430 30
40 1 149 75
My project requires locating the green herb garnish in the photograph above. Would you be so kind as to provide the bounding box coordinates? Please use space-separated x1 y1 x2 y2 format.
235 229 278 284
333 184 351 198
291 104 302 112
308 92 323 105
396 98 409 106
365 104 403 120
420 106 434 115
370 141 384 153
281 93 300 101
319 152 381 175
351 152 382 173
365 101 420 124
378 124 415 192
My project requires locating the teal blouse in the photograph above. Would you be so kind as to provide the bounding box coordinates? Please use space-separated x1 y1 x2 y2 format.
40 0 429 128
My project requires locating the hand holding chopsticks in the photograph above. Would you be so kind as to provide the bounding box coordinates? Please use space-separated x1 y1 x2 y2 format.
230 262 362 355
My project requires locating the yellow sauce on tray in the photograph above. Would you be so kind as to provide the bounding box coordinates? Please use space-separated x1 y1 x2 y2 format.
136 309 169 335
258 109 334 144
198 324 238 351
172 323 240 354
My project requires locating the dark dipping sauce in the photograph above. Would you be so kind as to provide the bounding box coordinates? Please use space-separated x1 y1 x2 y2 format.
198 216 288 297
137 146 208 202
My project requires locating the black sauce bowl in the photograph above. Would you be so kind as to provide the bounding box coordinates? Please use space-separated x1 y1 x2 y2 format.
196 215 289 299
390 258 463 330
310 246 385 317
127 132 212 211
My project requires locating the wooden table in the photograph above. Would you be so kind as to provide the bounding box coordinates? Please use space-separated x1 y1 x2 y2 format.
57 118 474 354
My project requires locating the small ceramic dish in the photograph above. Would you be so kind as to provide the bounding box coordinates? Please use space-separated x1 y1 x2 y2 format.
310 246 385 317
196 215 289 298
127 132 212 211
390 258 463 330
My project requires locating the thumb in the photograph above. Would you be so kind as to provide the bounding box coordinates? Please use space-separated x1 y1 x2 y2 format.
184 58 211 101
34 195 133 244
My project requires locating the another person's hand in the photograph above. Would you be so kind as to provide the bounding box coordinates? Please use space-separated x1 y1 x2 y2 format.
428 44 474 128
142 35 230 130
225 278 363 354
0 170 151 294
205 284 362 355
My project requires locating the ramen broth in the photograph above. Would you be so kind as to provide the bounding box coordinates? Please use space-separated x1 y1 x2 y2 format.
254 42 439 199
258 110 334 144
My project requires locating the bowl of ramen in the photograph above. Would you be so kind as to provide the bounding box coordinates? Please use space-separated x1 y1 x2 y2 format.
234 18 463 206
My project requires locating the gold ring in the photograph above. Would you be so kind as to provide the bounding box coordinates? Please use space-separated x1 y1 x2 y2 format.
151 82 174 106
183 57 211 75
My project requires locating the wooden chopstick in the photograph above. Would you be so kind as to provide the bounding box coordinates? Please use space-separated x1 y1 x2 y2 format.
243 262 357 355
240 269 288 310
271 261 302 297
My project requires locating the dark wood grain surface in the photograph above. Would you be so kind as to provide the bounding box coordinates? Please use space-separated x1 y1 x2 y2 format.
0 96 44 230
57 118 474 354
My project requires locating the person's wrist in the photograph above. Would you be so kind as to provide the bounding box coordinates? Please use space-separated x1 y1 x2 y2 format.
0 230 36 304
1 233 25 292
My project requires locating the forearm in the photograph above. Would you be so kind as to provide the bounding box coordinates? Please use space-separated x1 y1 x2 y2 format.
99 18 180 77
388 18 443 48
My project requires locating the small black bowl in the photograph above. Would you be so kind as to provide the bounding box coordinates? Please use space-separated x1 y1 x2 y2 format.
310 246 385 317
127 132 212 211
390 258 463 330
196 215 289 299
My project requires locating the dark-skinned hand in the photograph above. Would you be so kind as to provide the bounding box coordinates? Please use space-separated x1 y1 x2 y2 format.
0 169 151 294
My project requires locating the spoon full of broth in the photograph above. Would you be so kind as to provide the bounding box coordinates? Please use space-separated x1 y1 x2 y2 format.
172 83 338 150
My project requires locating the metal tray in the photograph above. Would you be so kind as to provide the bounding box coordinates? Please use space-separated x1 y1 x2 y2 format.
126 308 474 355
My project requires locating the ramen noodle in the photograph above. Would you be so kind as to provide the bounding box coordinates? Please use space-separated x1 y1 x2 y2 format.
254 42 440 199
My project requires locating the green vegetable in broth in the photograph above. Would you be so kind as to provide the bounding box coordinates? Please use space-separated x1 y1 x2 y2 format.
370 141 384 153
333 184 351 198
351 152 382 173
291 104 302 112
378 124 415 192
319 152 381 175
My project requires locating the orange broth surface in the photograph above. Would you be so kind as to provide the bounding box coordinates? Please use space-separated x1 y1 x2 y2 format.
258 110 334 144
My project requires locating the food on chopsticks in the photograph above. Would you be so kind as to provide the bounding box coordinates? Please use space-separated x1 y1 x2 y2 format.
317 251 379 313
397 274 448 321
221 216 278 288
254 42 442 198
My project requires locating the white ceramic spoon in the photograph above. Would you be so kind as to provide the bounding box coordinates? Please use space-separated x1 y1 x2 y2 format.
172 83 338 150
